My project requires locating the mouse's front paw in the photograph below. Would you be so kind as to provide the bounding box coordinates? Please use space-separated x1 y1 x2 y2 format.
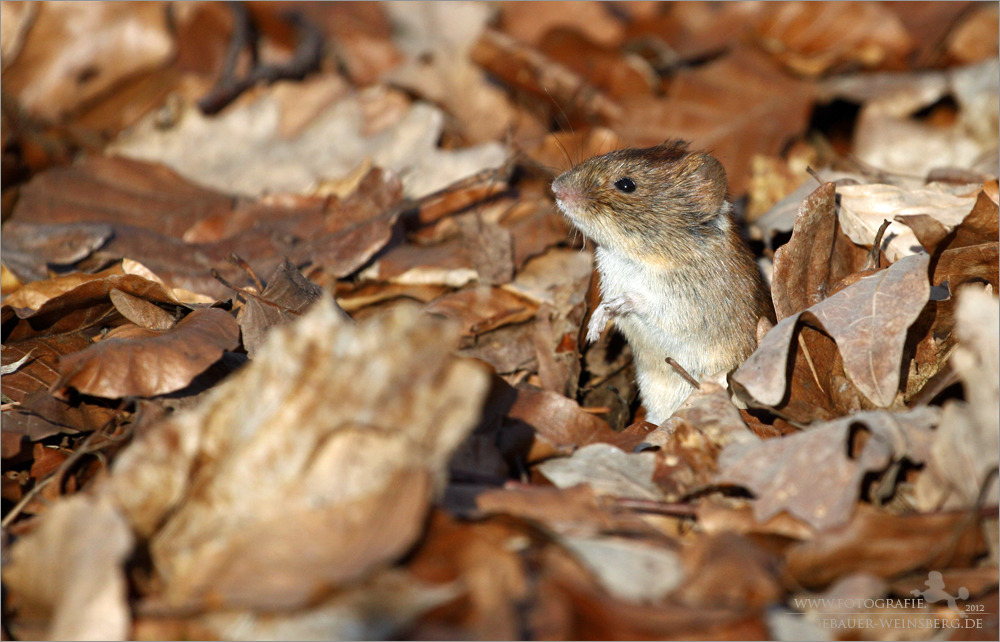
587 304 611 343
586 296 635 343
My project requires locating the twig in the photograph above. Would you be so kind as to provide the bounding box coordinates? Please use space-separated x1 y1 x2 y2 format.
612 498 698 518
666 356 700 390
198 6 324 115
864 219 892 270
227 253 264 293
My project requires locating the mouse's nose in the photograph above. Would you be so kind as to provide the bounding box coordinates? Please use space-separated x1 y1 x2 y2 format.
551 180 567 200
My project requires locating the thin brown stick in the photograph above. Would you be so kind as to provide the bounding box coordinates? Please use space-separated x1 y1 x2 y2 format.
613 498 698 518
865 219 892 270
666 357 700 390
227 253 264 293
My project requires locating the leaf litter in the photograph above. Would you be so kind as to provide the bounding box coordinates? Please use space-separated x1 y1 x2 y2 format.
1 2 997 641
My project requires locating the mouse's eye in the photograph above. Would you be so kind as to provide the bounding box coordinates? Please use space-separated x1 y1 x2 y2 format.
614 177 636 193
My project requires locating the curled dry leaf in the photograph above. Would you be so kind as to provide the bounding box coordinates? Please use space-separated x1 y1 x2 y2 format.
2 494 134 641
0 221 114 284
235 258 330 359
838 182 983 262
106 297 490 610
770 182 870 321
717 407 939 530
914 287 1000 511
108 288 176 331
475 484 656 538
508 387 619 462
53 307 239 399
735 253 931 411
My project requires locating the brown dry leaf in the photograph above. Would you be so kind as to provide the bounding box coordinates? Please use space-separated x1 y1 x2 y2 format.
475 484 657 538
470 29 623 128
106 296 490 610
717 407 939 530
616 47 814 194
334 282 448 314
537 443 662 501
2 2 174 122
235 258 328 359
425 286 538 340
625 2 768 62
360 237 478 288
53 307 239 399
785 504 988 589
9 155 233 240
508 387 620 462
947 3 1000 65
914 287 999 511
674 532 784 610
108 86 507 199
498 1 623 48
735 253 931 412
384 1 517 144
770 182 870 321
753 1 913 76
538 28 655 101
144 570 458 642
108 288 176 331
2 494 134 641
0 221 114 284
406 512 532 641
641 381 760 501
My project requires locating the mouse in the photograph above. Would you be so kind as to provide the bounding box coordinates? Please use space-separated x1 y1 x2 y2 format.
551 140 775 424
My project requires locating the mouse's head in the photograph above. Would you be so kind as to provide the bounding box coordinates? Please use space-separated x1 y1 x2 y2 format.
552 140 730 259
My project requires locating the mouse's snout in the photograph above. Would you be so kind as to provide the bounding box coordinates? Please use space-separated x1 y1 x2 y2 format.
551 176 581 210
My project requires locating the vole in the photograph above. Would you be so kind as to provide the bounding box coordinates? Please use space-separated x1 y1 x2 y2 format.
552 140 775 424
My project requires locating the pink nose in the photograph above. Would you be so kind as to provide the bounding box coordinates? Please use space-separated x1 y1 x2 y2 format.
552 179 576 203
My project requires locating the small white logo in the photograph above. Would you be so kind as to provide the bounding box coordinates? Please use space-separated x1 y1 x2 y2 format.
910 571 970 617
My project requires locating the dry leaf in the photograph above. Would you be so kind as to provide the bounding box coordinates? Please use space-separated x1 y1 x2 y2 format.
735 253 931 411
2 494 134 641
235 258 329 359
538 443 661 501
559 535 683 603
616 47 814 194
717 407 939 530
2 2 174 122
914 287 999 511
107 296 490 610
108 87 507 199
53 307 239 399
785 504 987 588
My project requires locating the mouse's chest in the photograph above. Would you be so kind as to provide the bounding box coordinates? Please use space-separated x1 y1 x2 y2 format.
595 248 699 319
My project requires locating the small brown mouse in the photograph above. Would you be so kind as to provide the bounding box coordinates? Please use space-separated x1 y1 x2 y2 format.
552 140 775 424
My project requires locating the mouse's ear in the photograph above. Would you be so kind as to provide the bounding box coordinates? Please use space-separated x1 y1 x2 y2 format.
694 154 727 213
659 139 690 154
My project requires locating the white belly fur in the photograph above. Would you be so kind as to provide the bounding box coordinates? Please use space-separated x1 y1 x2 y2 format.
595 246 734 424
